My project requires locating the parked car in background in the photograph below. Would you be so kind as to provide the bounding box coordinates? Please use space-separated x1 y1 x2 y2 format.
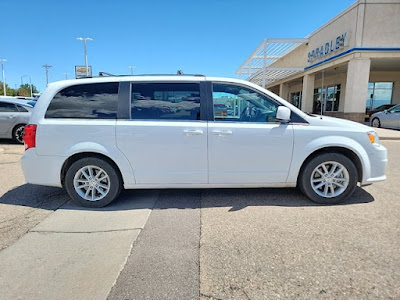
0 98 33 143
370 104 400 129
21 75 387 208
0 96 38 107
213 103 228 117
365 104 395 121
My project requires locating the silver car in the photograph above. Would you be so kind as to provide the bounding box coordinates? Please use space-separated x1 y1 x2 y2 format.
371 104 400 130
0 98 33 144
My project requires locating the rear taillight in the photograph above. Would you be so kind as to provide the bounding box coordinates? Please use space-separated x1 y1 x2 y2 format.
23 124 37 151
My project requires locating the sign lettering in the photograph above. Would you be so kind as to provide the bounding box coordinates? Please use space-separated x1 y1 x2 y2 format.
308 33 347 63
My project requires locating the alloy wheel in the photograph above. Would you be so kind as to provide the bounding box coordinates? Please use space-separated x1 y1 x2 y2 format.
14 126 24 143
73 165 110 201
310 161 349 198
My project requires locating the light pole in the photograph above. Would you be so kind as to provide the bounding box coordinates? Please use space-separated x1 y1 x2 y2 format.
1 59 7 96
43 64 52 86
77 37 93 77
63 72 70 80
128 65 136 75
29 76 33 98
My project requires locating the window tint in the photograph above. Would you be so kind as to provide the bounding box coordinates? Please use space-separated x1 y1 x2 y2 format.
45 83 119 119
131 83 200 120
388 105 400 113
212 83 279 123
16 105 29 112
0 102 18 112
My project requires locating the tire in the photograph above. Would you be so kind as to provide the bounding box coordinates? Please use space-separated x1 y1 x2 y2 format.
12 124 25 144
298 153 358 205
371 118 381 128
65 157 122 208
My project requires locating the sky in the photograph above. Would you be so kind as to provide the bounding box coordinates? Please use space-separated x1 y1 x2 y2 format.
0 0 355 92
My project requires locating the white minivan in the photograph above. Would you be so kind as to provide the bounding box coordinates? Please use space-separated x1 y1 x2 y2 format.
21 75 387 207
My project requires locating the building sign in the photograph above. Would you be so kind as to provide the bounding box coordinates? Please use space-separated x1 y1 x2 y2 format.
307 33 348 63
75 66 92 78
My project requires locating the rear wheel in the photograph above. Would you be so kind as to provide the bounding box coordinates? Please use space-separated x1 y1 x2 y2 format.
298 153 358 204
65 157 122 208
371 118 381 128
12 124 25 144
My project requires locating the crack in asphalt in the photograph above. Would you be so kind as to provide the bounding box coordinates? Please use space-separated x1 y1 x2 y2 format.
30 228 144 234
0 161 20 165
200 293 224 300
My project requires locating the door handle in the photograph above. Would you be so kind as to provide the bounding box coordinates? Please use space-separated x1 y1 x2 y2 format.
183 129 203 136
8 115 16 119
212 130 233 136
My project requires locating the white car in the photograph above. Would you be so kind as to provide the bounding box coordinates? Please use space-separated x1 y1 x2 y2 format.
21 75 387 207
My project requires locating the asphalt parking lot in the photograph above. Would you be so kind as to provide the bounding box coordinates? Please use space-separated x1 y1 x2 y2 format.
0 139 399 299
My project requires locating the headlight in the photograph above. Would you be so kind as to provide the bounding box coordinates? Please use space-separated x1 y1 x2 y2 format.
367 131 380 146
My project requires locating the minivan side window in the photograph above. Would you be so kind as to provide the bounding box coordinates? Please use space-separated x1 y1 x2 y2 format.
212 83 279 123
131 83 201 120
45 83 119 119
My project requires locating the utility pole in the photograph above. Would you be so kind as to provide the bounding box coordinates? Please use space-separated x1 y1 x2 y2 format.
77 37 93 76
43 64 52 86
1 58 7 96
128 65 136 75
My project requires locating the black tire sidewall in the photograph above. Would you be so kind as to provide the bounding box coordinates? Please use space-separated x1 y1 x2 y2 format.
12 124 25 144
299 153 358 205
372 118 380 128
65 157 122 208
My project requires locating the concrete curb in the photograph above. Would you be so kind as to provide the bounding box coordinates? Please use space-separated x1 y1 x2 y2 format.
373 128 400 141
379 137 400 141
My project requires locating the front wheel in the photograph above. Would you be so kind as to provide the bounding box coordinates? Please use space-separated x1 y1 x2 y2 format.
298 153 358 205
65 157 122 208
371 118 381 128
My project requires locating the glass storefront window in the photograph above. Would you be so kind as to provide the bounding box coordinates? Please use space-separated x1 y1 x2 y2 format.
366 82 393 111
290 91 302 109
312 84 341 113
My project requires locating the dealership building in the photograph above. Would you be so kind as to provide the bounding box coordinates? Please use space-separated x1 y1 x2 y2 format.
236 0 400 122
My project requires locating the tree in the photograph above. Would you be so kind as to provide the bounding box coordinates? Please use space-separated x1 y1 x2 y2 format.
17 84 39 97
0 81 17 96
0 81 39 97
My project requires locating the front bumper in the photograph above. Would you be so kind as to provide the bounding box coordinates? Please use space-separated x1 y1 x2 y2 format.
361 144 388 185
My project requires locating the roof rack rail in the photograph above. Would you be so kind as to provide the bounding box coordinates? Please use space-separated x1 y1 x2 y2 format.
97 72 205 77
132 73 206 77
98 72 115 77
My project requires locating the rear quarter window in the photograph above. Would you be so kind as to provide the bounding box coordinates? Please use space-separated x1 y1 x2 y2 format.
45 82 119 119
16 105 29 112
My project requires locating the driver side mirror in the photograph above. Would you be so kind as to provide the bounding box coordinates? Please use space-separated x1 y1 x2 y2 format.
276 106 291 123
384 109 388 114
